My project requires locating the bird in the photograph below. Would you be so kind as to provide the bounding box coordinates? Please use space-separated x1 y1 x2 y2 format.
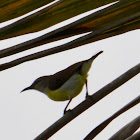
21 51 103 114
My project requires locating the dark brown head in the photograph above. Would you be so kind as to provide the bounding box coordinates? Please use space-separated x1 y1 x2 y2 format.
21 76 50 93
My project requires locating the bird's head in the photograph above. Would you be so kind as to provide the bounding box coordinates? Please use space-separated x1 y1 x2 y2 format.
21 76 50 93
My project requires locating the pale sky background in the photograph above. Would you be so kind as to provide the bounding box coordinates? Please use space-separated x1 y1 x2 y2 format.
0 1 140 140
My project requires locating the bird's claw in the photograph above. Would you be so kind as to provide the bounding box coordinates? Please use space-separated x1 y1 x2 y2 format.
64 109 72 115
86 94 93 100
85 92 90 99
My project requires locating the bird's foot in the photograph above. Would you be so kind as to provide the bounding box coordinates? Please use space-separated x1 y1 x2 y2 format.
85 94 93 100
64 109 72 115
85 91 92 99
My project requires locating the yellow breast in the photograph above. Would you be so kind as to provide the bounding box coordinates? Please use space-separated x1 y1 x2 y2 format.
46 73 87 101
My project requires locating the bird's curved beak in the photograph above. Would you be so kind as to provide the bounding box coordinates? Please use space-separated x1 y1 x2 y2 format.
20 86 32 93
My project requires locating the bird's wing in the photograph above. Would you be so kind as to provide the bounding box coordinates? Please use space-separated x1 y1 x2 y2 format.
48 51 103 90
48 61 84 90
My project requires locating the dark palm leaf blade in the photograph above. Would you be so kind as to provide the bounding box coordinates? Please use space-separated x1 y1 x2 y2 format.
126 131 140 140
0 0 117 39
0 17 139 59
0 0 54 23
0 11 139 71
0 0 139 60
84 96 140 140
109 116 140 140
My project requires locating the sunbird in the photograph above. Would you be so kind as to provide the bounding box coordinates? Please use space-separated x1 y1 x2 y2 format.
21 51 103 114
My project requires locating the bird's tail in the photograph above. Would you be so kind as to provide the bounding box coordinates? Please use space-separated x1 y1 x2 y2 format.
81 51 103 75
89 51 103 61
